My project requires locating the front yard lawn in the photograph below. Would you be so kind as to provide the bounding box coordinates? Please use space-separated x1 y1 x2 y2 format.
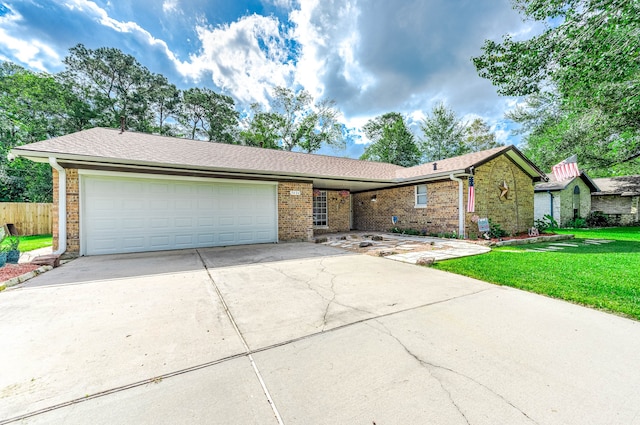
15 234 53 252
434 227 640 320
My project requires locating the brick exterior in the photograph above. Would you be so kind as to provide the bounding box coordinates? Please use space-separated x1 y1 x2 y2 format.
535 179 592 225
470 155 534 235
313 190 351 235
52 168 80 254
50 152 536 253
591 195 639 225
558 179 592 225
353 154 535 237
277 181 314 241
353 180 459 234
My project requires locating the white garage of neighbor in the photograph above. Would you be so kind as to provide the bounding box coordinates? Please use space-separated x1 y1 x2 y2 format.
80 171 278 255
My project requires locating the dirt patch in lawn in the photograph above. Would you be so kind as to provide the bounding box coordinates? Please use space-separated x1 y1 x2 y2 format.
1 264 41 283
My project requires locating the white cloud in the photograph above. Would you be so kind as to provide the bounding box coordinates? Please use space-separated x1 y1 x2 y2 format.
264 0 295 9
61 0 182 64
162 0 180 14
177 14 295 104
289 0 375 101
0 8 61 71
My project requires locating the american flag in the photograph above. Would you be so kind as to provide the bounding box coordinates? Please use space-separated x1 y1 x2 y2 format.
552 155 580 181
467 176 475 213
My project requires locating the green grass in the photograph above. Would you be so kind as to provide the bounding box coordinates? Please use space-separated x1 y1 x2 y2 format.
434 227 640 320
552 226 640 242
13 234 53 252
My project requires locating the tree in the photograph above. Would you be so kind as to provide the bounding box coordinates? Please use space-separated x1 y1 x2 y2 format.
420 103 467 161
62 44 154 131
239 103 283 149
0 63 89 201
178 87 239 143
243 87 345 153
360 113 420 166
148 74 180 136
473 0 640 174
464 118 503 152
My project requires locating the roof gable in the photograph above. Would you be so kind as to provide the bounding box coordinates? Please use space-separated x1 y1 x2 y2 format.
535 172 600 192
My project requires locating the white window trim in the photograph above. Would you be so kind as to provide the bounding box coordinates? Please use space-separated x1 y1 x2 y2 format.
415 184 427 208
313 190 328 227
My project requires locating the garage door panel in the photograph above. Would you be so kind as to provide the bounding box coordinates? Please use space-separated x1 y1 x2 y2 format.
83 175 277 255
150 218 170 228
149 235 171 248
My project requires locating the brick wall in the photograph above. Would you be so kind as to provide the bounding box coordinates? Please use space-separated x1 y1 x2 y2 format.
557 179 592 225
51 168 80 255
313 190 351 235
278 181 313 241
471 155 535 235
352 180 459 234
591 194 639 225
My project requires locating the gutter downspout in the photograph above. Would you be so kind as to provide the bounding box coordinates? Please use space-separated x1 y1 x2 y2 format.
49 157 67 255
546 190 554 221
449 174 465 238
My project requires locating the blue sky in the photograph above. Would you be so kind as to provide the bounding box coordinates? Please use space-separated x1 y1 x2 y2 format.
0 0 542 158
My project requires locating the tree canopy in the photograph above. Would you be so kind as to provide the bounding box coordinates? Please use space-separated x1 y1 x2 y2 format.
241 87 345 153
473 0 640 175
419 103 502 163
360 113 421 167
1 46 348 201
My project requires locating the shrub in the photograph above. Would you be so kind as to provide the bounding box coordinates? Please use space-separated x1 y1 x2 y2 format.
586 211 610 227
390 227 422 236
488 219 509 238
563 217 587 228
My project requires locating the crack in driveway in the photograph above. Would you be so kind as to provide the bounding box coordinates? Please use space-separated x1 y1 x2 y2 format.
368 321 539 425
260 260 374 330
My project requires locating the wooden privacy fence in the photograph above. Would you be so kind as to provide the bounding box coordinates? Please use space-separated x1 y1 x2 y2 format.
0 203 52 236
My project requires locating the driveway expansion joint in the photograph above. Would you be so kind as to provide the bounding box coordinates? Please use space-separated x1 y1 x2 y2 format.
196 249 285 425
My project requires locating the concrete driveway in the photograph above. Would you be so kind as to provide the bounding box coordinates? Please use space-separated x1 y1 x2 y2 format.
2 243 640 424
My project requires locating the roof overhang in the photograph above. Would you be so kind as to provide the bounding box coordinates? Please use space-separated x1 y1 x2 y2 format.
11 142 546 191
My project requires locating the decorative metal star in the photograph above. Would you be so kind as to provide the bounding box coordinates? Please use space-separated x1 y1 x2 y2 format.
499 181 509 198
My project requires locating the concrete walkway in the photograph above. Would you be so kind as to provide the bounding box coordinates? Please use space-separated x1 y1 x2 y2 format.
2 243 640 424
18 247 53 264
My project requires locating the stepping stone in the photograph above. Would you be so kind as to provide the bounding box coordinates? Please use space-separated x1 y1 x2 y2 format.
584 241 602 245
550 243 579 247
585 239 614 243
544 246 563 250
31 254 60 268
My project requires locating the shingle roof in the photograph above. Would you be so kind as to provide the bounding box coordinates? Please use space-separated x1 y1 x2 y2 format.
13 127 403 181
592 176 640 196
535 172 600 192
395 146 512 179
12 127 546 183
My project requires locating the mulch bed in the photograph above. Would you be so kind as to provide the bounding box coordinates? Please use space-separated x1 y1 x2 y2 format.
0 263 40 283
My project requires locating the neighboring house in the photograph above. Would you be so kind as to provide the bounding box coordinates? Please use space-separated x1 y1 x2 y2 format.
534 173 600 225
591 176 640 225
11 128 546 256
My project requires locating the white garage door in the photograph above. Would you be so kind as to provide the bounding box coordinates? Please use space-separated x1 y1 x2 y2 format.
81 173 277 255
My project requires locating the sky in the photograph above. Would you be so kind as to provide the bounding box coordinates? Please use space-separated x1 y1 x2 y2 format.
0 0 542 158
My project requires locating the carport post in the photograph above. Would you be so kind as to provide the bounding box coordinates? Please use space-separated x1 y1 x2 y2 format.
449 173 465 238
